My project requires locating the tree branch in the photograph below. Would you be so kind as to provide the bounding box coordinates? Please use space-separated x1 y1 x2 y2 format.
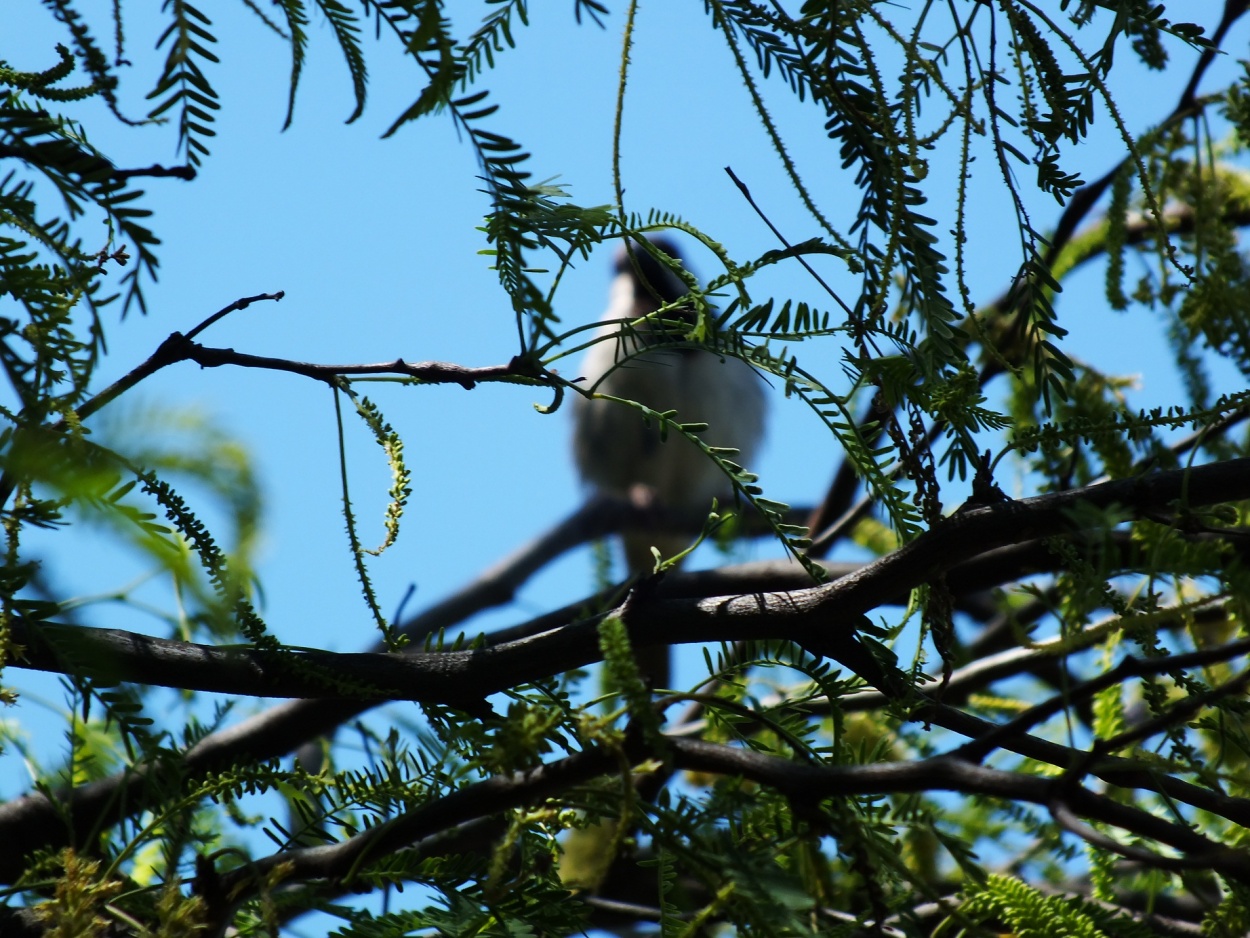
10 459 1250 702
209 733 1250 914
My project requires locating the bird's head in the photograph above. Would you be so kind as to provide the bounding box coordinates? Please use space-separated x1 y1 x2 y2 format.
613 236 690 312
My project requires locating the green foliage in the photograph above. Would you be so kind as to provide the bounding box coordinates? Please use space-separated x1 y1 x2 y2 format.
333 383 412 646
950 873 1134 937
148 1 220 168
3 2 1250 937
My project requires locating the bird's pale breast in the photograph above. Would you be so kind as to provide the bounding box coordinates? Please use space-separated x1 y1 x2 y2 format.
573 308 765 510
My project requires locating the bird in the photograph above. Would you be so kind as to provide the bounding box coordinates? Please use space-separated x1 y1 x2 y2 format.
571 236 766 690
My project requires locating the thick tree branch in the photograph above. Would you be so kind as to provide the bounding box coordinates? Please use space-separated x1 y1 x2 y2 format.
212 744 619 898
12 459 1249 703
210 733 1250 913
670 739 1250 884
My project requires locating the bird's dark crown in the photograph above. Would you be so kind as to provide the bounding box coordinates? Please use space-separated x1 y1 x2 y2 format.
613 236 689 307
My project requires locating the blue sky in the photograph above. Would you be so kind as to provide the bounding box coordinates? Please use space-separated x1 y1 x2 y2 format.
2 0 1246 870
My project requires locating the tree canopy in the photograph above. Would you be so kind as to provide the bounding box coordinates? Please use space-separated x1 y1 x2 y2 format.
4 1 1250 935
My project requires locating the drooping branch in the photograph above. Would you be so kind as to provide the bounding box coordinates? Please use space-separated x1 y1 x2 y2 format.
210 743 620 899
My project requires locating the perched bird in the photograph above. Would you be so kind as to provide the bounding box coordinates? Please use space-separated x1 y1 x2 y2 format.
572 236 766 689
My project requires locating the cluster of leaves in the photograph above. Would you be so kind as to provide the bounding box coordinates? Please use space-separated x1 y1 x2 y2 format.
4 2 1250 937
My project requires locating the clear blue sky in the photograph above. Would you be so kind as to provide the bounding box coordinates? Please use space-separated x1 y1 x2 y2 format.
1 0 1244 842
